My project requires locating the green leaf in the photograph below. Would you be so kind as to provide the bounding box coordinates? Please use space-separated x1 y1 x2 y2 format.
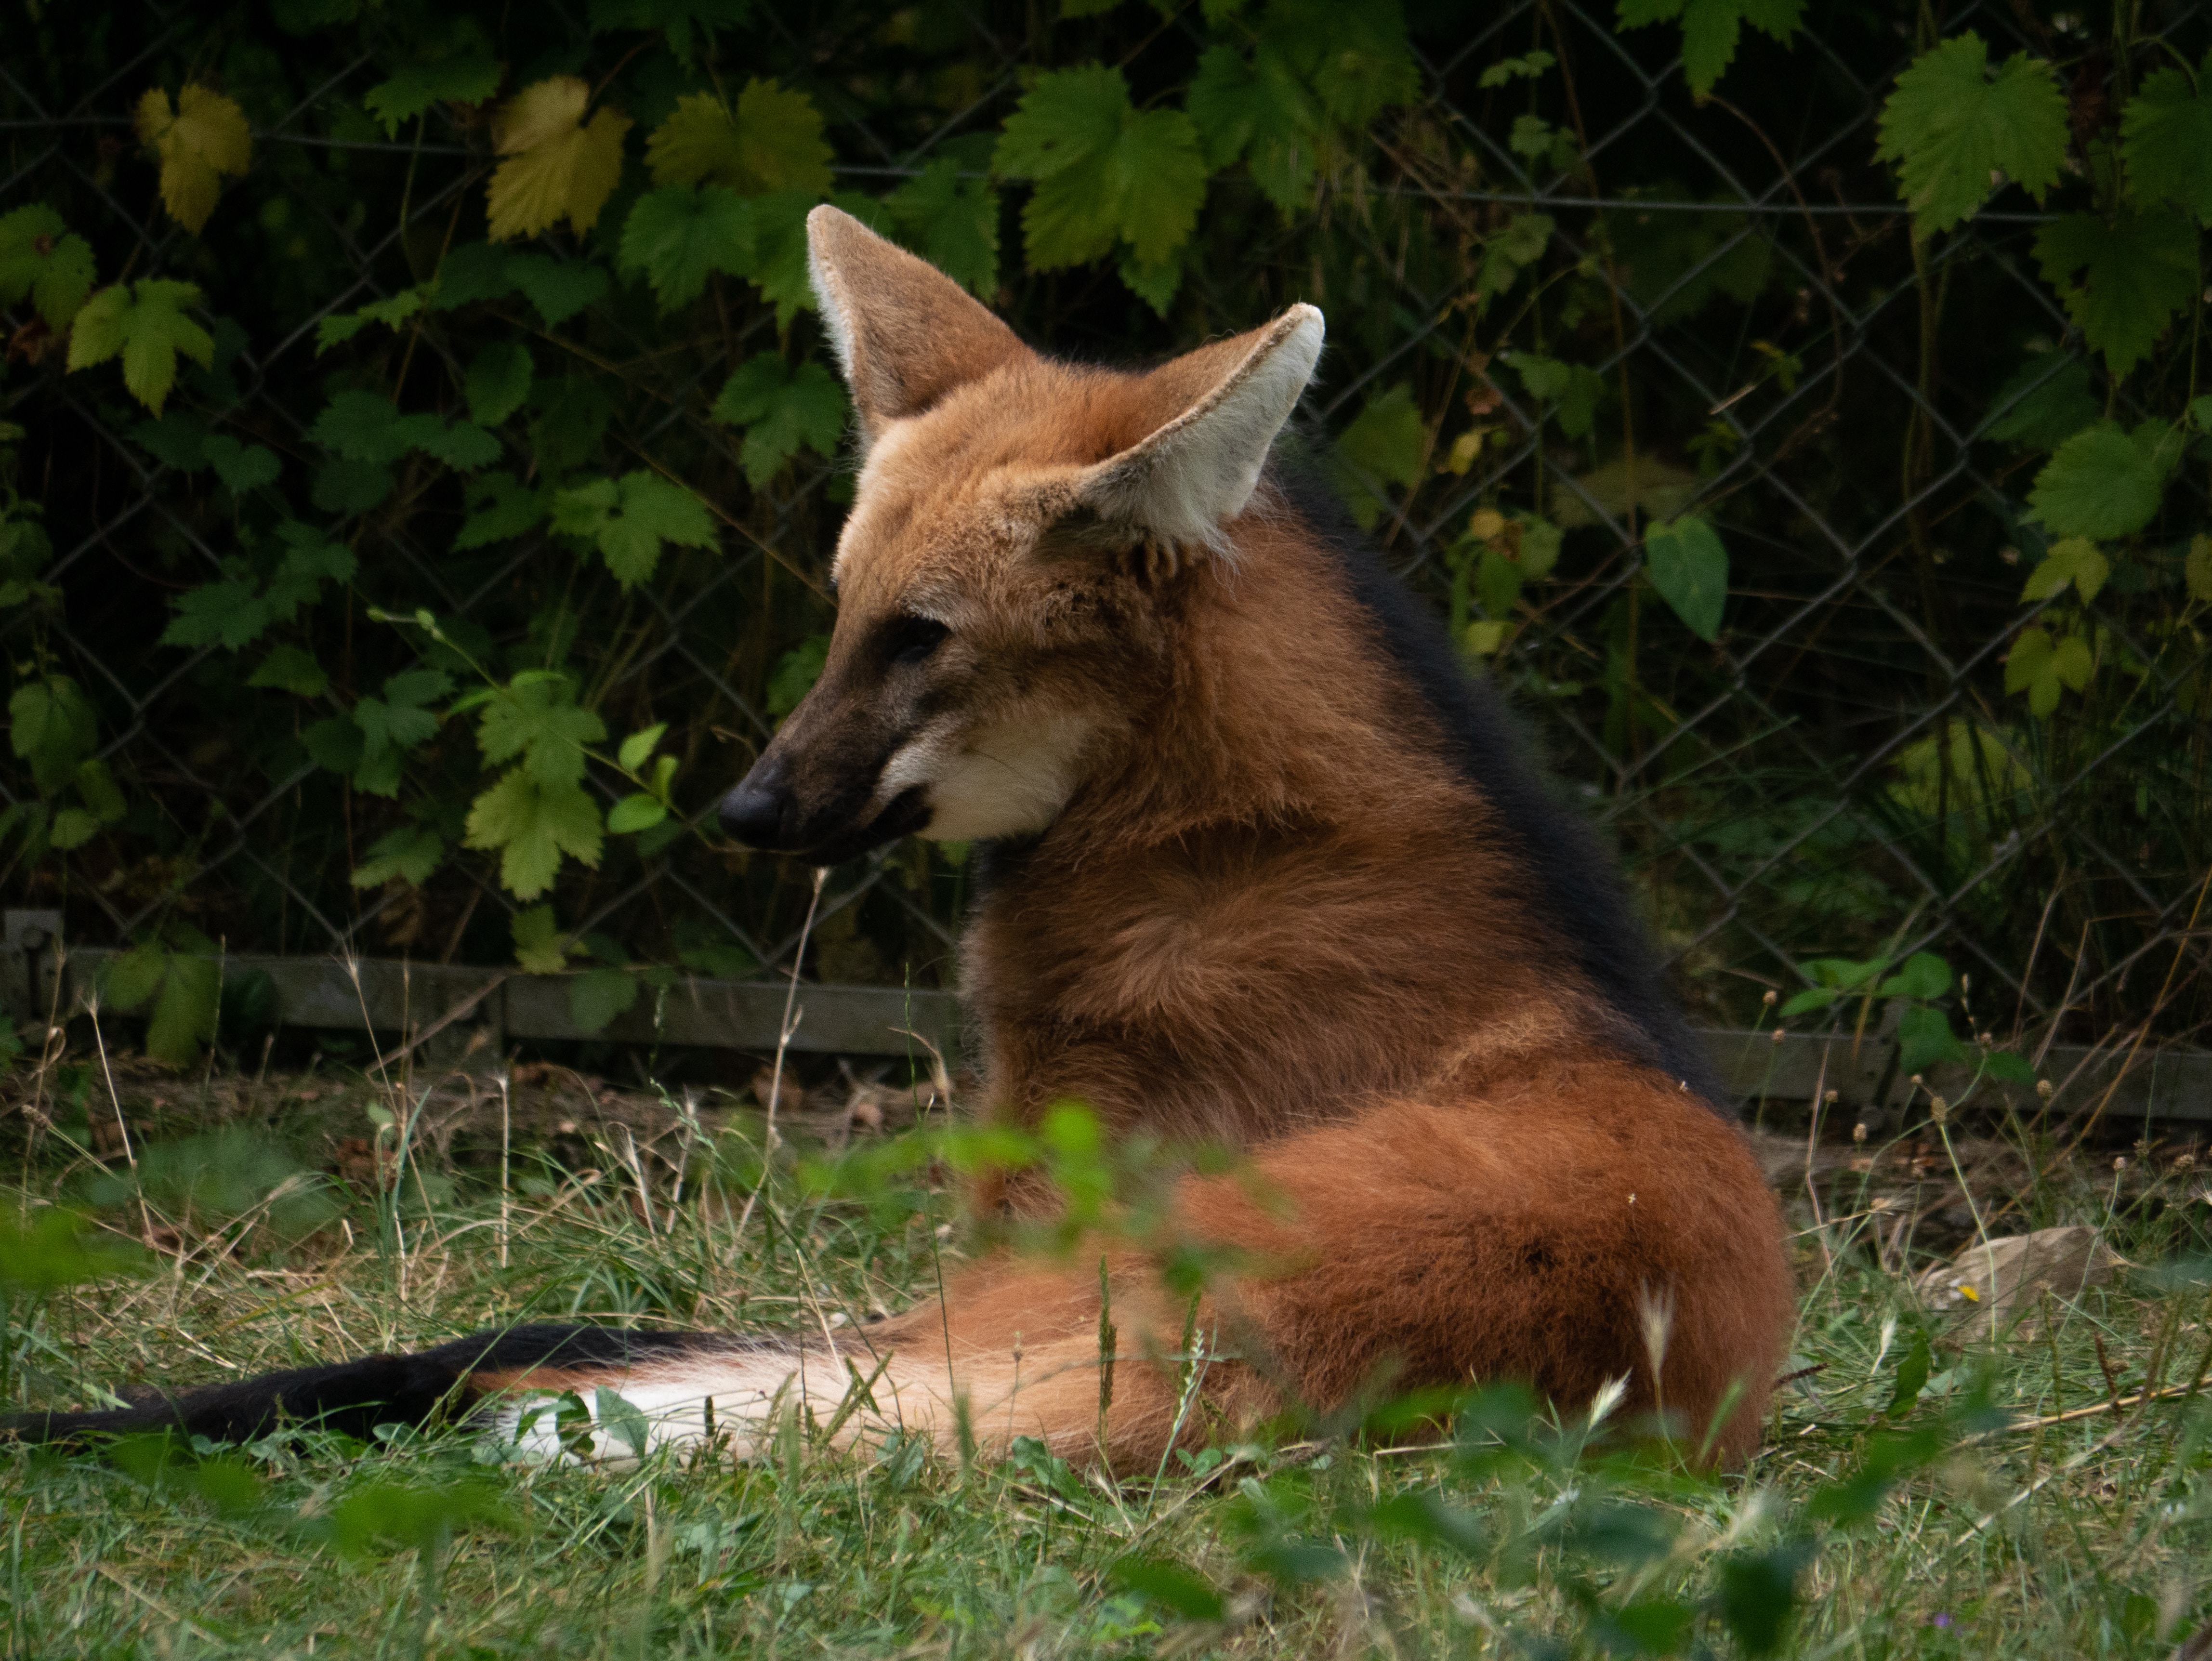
505 255 609 327
1716 1541 1810 1657
1600 1598 1697 1655
1109 1556 1224 1621
383 669 450 708
101 946 170 1013
302 716 364 774
420 421 502 470
1187 45 1318 214
1262 0 1419 127
263 524 358 619
644 81 834 196
0 205 97 328
550 471 718 585
351 823 444 888
2004 624 2094 717
320 1477 515 1556
1896 1007 1967 1076
1117 246 1184 316
1503 352 1605 440
2020 536 2109 605
351 675 447 798
363 50 503 137
145 950 219 1068
1877 950 1952 1002
66 280 215 416
1644 515 1729 641
2026 420 2177 540
2188 535 2212 604
2033 208 2198 377
311 391 499 471
2121 57 2212 222
510 903 576 973
617 723 666 773
1874 34 2067 236
709 356 849 487
430 242 518 310
1475 212 1552 300
9 678 98 792
1478 51 1556 89
767 635 829 718
570 966 639 1034
592 1385 652 1460
48 808 101 849
466 342 535 427
205 436 280 493
73 757 125 824
1329 383 1427 529
1616 0 1804 96
585 0 750 68
311 391 408 462
734 188 825 328
1984 353 2097 448
314 286 430 354
0 1207 147 1294
995 66 1208 271
464 771 603 900
618 185 753 311
475 676 606 790
1985 1050 2036 1084
456 473 550 550
162 580 270 651
884 158 1001 297
1780 954 1890 1018
606 793 668 833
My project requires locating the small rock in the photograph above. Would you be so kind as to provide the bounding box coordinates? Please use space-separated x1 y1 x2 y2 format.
1917 1226 2116 1338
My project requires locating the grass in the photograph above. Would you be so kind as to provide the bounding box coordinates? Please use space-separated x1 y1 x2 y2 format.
3 1049 2212 1660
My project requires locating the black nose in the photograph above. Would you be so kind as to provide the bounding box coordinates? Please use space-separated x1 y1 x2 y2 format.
719 760 793 849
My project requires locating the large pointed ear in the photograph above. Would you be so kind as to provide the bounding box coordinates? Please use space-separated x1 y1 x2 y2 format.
1074 304 1324 553
807 206 1029 447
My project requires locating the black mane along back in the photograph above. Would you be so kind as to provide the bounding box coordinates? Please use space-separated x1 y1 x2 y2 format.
1273 469 1725 1108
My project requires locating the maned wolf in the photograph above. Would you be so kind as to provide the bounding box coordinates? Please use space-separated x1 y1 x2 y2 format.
8 208 1793 1469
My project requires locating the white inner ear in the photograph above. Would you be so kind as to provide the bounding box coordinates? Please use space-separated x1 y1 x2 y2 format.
1078 304 1325 553
808 243 859 392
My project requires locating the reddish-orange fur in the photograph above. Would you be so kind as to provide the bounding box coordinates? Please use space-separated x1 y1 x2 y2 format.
18 211 1794 1470
778 211 1796 1467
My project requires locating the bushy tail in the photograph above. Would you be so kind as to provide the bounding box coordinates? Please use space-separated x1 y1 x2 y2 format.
1 1325 744 1449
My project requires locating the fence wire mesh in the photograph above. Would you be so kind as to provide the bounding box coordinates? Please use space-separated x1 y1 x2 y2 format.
2 0 2208 1065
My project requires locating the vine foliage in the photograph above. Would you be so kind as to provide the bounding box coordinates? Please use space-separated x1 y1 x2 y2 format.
2 0 2209 1066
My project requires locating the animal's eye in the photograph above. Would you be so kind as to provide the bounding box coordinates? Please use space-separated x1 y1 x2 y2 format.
883 615 950 667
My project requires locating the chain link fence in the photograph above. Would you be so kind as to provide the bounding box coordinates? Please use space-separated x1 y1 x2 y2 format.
2 0 2208 1090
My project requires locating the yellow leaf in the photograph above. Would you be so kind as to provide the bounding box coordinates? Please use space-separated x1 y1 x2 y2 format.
1466 506 1509 542
134 85 253 235
2187 534 2212 604
1462 620 1512 658
1441 430 1487 475
486 77 633 241
2020 536 2109 605
645 80 832 195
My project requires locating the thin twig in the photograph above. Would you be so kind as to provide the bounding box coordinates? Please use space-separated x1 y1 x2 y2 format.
733 867 829 1243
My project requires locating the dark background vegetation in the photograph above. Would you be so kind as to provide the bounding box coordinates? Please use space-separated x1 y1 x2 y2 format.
3 0 2209 1069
